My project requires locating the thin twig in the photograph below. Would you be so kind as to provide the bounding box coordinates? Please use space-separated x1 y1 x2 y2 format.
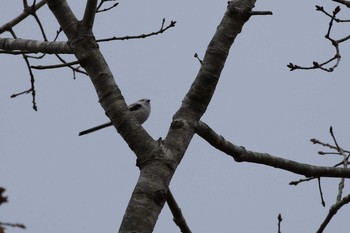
31 60 80 70
96 0 119 13
287 6 346 72
0 222 26 229
194 53 202 64
317 177 326 206
277 213 283 233
97 19 176 42
9 29 37 111
250 10 273 16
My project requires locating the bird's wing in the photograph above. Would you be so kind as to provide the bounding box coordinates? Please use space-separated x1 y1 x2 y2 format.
128 103 142 112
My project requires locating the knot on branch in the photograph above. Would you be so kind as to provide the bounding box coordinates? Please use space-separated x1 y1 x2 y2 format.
69 33 99 51
69 22 99 52
227 0 255 18
136 140 176 173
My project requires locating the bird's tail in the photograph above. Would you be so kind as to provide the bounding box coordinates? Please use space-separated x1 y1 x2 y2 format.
78 122 113 136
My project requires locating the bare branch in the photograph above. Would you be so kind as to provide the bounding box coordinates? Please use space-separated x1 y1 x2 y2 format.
332 0 350 8
277 214 282 233
250 10 273 16
166 189 192 233
289 177 315 185
53 54 88 76
121 1 256 231
329 126 349 203
31 8 49 41
46 0 79 39
0 187 26 230
287 5 348 72
0 0 46 34
8 30 37 111
316 193 350 233
193 53 203 64
31 60 79 69
0 222 26 229
10 88 32 98
290 134 350 187
83 0 98 30
97 19 176 42
22 52 38 111
96 0 119 13
23 0 29 9
316 5 350 22
317 177 326 206
0 38 72 54
194 121 350 178
311 138 350 154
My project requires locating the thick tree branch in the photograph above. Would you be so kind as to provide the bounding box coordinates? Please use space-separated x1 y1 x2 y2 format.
165 0 255 161
0 38 72 54
46 0 78 39
44 1 258 233
82 0 98 30
118 1 257 232
194 121 350 178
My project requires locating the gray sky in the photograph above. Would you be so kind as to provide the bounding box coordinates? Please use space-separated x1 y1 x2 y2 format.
2 0 350 232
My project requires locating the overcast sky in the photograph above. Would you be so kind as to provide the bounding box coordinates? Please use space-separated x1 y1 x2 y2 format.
2 0 350 232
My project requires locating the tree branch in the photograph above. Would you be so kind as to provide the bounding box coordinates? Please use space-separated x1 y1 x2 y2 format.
165 0 255 158
31 60 79 69
332 0 350 8
46 0 78 39
0 222 26 229
7 30 38 110
0 0 46 34
194 121 350 178
287 5 348 72
316 193 350 233
120 1 257 232
96 0 119 13
167 189 192 233
82 0 98 30
0 38 72 54
96 19 176 42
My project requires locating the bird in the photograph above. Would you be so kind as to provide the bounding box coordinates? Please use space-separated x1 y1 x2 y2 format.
79 98 151 136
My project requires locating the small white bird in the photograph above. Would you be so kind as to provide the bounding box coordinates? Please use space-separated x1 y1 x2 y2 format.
79 98 151 136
